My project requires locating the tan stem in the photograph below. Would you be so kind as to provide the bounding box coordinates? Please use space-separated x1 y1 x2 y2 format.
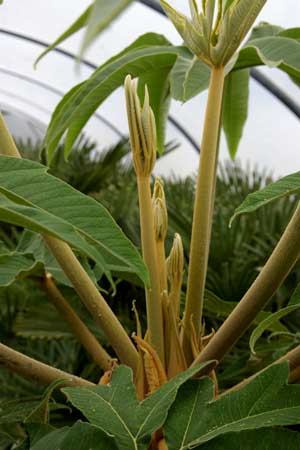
0 343 94 387
275 345 300 371
170 280 182 323
183 67 225 362
0 112 138 373
137 176 164 363
44 236 138 370
157 240 168 293
289 366 300 383
195 203 300 366
43 274 113 371
156 240 169 369
221 345 300 396
167 298 187 378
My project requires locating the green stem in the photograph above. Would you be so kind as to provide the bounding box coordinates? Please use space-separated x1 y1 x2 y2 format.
195 202 300 366
183 66 225 360
0 342 94 387
43 274 113 371
137 176 165 363
0 112 139 373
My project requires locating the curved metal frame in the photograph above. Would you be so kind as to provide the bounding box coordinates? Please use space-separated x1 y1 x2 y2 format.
0 66 124 138
0 0 299 156
0 28 199 152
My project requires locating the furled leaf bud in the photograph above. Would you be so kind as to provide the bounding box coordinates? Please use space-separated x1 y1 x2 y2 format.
124 75 157 177
152 177 168 241
167 233 184 285
160 0 267 67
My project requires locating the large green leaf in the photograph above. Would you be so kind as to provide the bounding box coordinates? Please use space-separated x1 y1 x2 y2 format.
35 5 92 66
80 0 133 59
44 33 182 162
170 52 211 102
27 424 55 448
247 21 300 43
222 69 250 159
199 429 300 450
16 230 99 287
31 421 116 450
279 28 300 41
247 21 284 40
0 252 43 287
233 36 300 82
63 362 213 450
164 363 300 449
230 172 300 224
17 230 72 286
0 156 148 286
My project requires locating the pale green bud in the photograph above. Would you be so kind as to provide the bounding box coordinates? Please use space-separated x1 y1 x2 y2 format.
167 234 184 284
160 0 267 67
125 75 157 177
152 177 168 241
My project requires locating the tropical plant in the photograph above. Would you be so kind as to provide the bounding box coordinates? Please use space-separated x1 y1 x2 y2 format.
1 0 300 449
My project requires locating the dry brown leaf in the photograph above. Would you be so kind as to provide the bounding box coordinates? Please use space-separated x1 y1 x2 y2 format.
99 360 118 385
134 335 167 393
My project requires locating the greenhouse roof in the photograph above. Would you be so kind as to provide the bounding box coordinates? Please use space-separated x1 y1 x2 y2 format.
1 0 300 177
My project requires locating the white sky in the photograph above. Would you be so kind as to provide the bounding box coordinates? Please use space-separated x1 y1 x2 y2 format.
1 0 300 178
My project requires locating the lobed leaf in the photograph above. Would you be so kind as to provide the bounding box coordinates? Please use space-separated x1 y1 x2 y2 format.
63 362 214 450
165 363 300 449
